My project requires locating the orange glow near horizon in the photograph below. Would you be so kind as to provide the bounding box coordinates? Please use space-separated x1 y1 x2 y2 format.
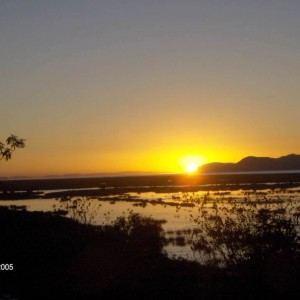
0 142 282 177
0 148 240 177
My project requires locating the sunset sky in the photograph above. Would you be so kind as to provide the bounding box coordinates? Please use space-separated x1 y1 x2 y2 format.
1 1 300 177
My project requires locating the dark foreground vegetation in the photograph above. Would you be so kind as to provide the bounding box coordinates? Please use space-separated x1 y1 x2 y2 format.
1 206 300 299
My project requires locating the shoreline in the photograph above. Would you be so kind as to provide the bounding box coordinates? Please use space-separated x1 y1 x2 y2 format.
1 172 300 191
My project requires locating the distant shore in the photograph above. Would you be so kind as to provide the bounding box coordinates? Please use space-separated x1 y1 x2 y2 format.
1 172 300 193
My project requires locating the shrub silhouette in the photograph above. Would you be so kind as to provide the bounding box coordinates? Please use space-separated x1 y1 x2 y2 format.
55 196 101 225
102 211 167 259
191 200 300 267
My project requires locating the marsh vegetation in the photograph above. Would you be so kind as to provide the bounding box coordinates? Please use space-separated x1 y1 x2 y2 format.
1 179 300 298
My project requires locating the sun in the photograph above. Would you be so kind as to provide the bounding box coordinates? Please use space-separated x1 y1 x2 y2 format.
185 163 199 173
179 154 206 174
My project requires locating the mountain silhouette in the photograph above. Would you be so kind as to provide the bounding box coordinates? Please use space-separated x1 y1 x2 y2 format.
199 154 300 173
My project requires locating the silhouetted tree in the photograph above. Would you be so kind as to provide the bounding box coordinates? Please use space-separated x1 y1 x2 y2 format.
0 134 25 161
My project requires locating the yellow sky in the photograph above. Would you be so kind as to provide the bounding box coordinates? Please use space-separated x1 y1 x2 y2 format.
1 1 300 177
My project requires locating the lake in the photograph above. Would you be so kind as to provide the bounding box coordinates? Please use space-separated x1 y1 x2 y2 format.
1 174 300 261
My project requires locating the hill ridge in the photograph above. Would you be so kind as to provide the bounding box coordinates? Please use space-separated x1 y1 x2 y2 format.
199 154 300 173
